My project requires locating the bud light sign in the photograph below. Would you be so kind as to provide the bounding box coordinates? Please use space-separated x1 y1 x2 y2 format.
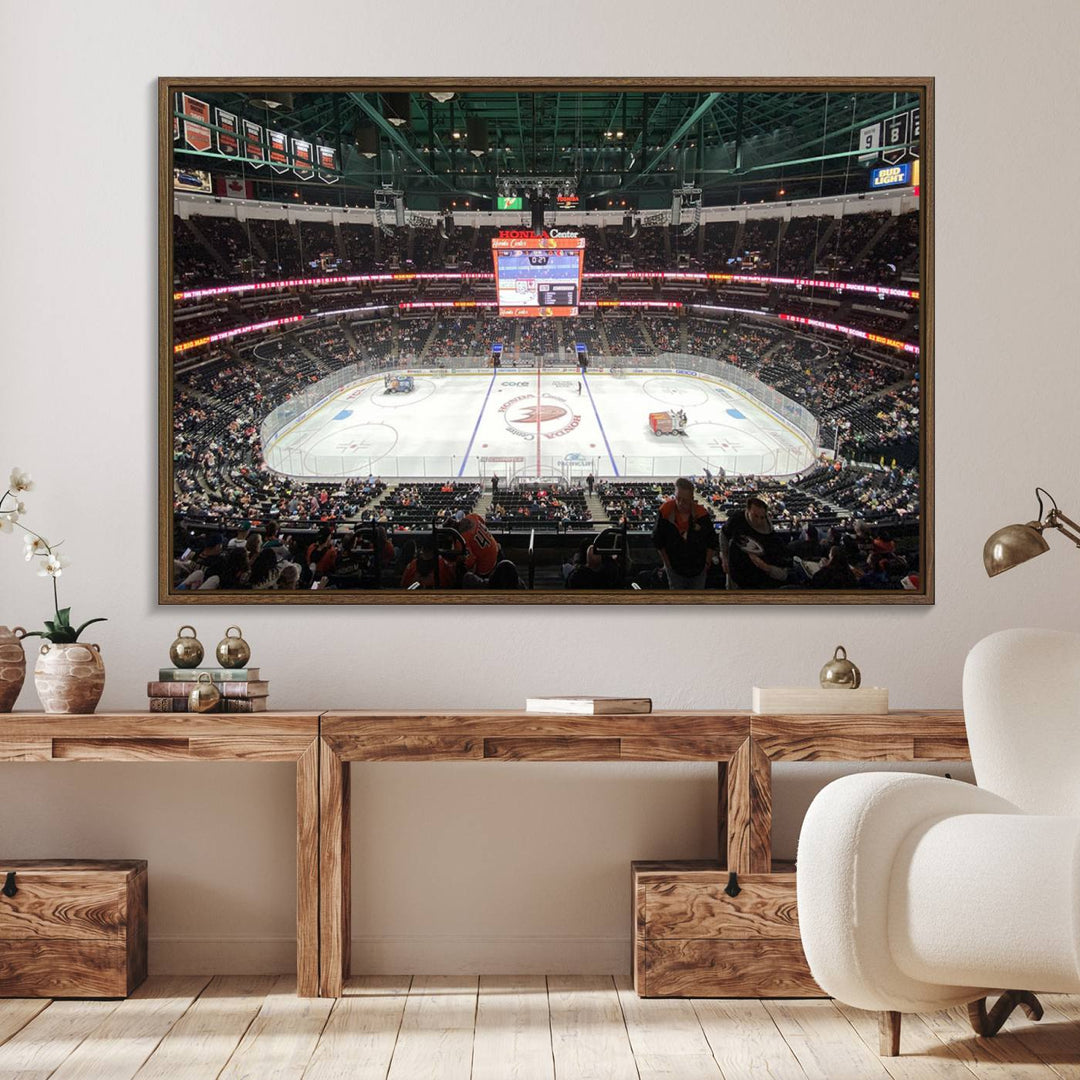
870 163 912 189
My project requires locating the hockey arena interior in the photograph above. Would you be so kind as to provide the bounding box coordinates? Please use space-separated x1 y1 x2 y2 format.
169 87 923 595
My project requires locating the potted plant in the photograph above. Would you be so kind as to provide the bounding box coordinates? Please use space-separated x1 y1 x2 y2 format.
1 468 108 714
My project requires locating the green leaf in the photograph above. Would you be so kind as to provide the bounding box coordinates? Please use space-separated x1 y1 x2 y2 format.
55 608 71 627
20 630 45 639
73 618 107 641
43 621 57 634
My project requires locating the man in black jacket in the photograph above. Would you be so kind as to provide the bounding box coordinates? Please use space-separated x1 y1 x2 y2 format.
652 478 717 589
720 496 789 589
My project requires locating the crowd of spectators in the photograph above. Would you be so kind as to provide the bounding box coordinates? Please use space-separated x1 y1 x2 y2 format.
602 315 652 355
517 320 559 357
487 486 589 526
176 210 920 294
377 482 481 528
170 198 924 591
641 315 680 352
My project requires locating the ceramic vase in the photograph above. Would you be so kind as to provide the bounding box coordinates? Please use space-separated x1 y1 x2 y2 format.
0 626 27 713
34 642 106 714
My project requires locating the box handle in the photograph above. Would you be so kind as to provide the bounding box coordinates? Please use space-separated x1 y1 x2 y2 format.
724 871 741 898
2 871 16 898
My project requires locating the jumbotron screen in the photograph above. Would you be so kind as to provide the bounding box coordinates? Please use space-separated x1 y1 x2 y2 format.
491 234 585 317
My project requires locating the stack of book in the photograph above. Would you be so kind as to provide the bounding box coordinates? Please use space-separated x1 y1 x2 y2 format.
147 668 268 713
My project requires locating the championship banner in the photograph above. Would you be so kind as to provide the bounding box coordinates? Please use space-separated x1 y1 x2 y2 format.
858 122 881 164
908 106 920 157
317 145 339 183
180 93 211 153
268 130 288 173
243 119 265 167
292 137 314 179
215 108 239 157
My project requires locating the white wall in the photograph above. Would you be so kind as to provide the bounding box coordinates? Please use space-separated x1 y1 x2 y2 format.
2 0 1079 974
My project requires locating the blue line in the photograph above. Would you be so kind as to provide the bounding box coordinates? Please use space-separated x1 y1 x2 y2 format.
457 370 498 477
582 371 619 477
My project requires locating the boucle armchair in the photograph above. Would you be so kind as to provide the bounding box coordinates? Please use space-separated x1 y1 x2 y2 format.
797 628 1080 1055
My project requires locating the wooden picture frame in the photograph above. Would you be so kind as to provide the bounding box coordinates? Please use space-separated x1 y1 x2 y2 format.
160 77 932 604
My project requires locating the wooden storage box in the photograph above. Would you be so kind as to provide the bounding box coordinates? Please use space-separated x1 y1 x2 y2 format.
0 859 148 998
752 686 889 714
632 860 822 998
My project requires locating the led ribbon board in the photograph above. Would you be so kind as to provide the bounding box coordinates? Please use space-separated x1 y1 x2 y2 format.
491 235 585 317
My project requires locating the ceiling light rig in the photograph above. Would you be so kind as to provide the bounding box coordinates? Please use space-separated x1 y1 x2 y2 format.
496 175 578 201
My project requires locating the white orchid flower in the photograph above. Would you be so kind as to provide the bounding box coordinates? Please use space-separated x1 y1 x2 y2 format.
23 534 49 560
8 469 34 493
38 553 69 578
0 511 18 533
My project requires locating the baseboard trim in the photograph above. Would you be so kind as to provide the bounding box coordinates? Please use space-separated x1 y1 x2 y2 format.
149 935 630 975
352 935 630 975
149 937 297 975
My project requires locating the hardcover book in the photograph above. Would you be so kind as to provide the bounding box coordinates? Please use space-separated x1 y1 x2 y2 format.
158 668 261 681
147 680 269 699
147 696 269 713
524 696 652 715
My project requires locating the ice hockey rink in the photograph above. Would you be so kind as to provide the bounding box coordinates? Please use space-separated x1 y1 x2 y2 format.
262 368 817 480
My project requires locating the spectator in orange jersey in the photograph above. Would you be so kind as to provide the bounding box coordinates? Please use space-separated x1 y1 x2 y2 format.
652 477 717 589
453 511 499 577
400 540 457 589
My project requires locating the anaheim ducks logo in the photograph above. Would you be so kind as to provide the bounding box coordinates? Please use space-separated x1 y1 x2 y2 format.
499 394 582 442
513 404 567 424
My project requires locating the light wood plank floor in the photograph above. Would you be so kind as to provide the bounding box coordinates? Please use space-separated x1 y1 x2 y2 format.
1 976 1078 1080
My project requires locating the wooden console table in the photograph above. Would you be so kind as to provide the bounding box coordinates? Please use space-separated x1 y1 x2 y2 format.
2 708 971 999
319 710 750 997
0 712 321 997
318 708 969 998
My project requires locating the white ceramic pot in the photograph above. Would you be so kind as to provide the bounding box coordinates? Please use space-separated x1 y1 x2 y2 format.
34 642 106 714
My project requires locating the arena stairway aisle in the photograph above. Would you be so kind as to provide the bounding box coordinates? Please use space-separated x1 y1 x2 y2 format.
585 492 609 525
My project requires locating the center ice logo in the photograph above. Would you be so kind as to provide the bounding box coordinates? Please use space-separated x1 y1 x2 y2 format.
499 394 582 441
512 405 566 424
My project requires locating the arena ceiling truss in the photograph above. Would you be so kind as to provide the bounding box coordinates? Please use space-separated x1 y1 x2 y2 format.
195 88 921 207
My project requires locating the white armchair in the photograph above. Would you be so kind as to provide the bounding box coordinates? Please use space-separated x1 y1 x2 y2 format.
797 628 1080 1055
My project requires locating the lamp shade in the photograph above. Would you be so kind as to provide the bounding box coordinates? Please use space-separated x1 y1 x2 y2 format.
983 522 1050 577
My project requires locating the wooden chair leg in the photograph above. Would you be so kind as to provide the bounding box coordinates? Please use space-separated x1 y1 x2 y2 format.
879 1010 902 1056
968 991 1044 1038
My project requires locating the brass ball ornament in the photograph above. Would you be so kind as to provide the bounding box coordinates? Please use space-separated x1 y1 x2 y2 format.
169 625 204 669
187 672 221 713
215 626 251 669
820 645 862 689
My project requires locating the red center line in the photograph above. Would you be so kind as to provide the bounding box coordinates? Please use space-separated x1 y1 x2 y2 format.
535 359 542 476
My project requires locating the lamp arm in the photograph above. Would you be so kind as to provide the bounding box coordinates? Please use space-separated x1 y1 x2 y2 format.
1048 509 1080 547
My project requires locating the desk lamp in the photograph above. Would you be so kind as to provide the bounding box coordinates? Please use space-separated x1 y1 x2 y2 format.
983 488 1080 577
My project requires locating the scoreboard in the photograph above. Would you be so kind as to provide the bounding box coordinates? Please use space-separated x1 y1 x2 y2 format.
491 235 585 317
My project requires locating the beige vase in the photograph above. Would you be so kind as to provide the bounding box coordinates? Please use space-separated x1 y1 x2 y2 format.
0 626 27 713
34 642 106 714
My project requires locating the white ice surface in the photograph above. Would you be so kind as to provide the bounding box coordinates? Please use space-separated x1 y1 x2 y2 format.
262 368 816 480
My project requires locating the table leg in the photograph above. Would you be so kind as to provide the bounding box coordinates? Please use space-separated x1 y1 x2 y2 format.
717 761 728 869
319 738 351 997
296 738 320 997
726 738 772 874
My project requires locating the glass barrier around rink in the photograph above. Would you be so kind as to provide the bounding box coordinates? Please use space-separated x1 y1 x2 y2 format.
260 350 819 482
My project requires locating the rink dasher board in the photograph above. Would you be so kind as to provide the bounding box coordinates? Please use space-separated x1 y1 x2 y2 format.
262 366 816 478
